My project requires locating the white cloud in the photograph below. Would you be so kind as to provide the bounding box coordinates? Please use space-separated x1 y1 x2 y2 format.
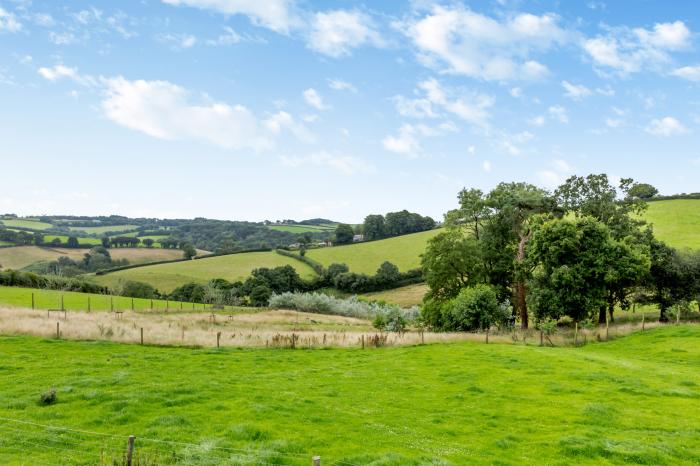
158 33 198 49
280 151 375 175
562 80 592 100
37 65 96 86
528 115 546 126
206 27 244 46
418 78 493 126
509 87 523 98
381 122 456 158
101 76 274 151
264 111 314 143
538 159 574 188
327 78 357 93
49 31 78 45
548 105 568 123
308 9 383 58
302 88 328 110
605 117 625 128
482 160 492 172
161 0 299 33
672 65 700 82
583 21 691 75
0 7 21 33
399 5 567 81
33 13 55 27
392 95 437 118
645 116 688 137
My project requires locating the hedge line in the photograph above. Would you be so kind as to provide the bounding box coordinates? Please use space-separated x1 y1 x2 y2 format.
275 248 324 275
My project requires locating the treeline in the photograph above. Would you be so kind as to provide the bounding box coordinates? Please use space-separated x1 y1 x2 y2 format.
422 175 700 332
362 210 436 241
0 269 108 294
26 247 129 277
0 229 87 248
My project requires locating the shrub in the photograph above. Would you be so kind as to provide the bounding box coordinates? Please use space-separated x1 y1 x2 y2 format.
39 388 57 406
121 280 157 299
441 284 512 331
249 285 272 307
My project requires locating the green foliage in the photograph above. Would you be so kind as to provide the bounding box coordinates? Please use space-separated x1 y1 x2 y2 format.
334 223 355 244
120 280 157 299
38 388 57 406
439 284 511 331
181 242 197 260
249 284 272 307
628 182 659 200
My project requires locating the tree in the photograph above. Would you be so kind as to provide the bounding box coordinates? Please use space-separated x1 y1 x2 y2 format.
66 236 80 248
444 188 488 240
375 261 400 286
142 238 154 248
249 284 272 307
33 232 44 246
181 242 197 260
442 284 509 331
363 215 386 240
334 224 354 244
628 182 659 200
121 280 157 299
645 241 699 322
101 236 110 248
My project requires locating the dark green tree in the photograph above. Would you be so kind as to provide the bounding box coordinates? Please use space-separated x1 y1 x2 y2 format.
334 223 354 244
363 214 386 240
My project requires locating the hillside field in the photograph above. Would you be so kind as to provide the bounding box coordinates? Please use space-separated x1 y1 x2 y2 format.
93 251 317 293
268 223 336 233
306 229 442 274
361 283 429 307
0 326 698 464
0 219 53 230
645 199 700 249
68 224 138 234
0 246 184 271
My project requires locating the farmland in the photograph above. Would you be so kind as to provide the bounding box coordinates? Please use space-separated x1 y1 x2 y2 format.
0 246 185 271
93 251 317 293
0 219 53 230
268 223 336 233
68 224 138 234
0 325 698 464
645 199 700 250
306 229 442 274
361 283 429 307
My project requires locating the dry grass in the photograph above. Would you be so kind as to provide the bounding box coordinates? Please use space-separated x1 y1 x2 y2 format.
0 306 685 349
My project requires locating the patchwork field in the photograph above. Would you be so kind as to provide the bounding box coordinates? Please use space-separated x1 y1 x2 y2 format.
645 199 700 249
362 283 429 307
69 224 138 234
0 325 698 464
306 229 442 274
93 251 317 293
41 235 102 246
268 223 336 233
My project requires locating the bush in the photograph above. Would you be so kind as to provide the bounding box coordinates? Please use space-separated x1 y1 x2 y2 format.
440 284 512 331
249 285 272 307
269 292 418 329
39 388 57 406
121 280 157 299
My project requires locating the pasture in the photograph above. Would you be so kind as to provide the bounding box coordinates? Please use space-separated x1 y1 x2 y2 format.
0 219 53 230
306 229 442 274
0 246 184 271
0 325 698 464
361 283 429 307
644 199 700 250
68 224 139 234
268 223 336 233
93 251 317 293
42 234 102 246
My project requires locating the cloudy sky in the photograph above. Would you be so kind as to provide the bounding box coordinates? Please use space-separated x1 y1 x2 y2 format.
1 0 699 222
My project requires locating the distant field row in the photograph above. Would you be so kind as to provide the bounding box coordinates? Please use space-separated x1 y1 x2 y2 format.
0 219 53 230
267 223 336 233
0 246 185 270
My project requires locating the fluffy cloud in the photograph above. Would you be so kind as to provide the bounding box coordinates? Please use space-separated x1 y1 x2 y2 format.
418 78 493 126
264 111 314 143
482 160 492 173
562 81 592 100
399 5 567 81
548 105 568 123
280 151 375 175
0 7 21 33
161 0 299 33
302 88 328 110
645 116 688 137
672 65 700 82
382 122 457 158
37 65 96 86
308 10 383 58
583 21 691 75
102 77 274 151
327 78 357 93
538 159 574 188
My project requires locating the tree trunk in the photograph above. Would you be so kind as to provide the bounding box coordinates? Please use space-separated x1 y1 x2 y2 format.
514 231 532 329
598 306 606 325
607 302 615 323
659 305 669 322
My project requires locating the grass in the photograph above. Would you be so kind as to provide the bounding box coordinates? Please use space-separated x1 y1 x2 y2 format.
93 251 318 293
0 286 216 312
361 283 429 307
644 199 700 250
306 229 442 274
68 224 139 234
0 325 698 464
0 219 53 230
42 235 102 246
0 246 184 271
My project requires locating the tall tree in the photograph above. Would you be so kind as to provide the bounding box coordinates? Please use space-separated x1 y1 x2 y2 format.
334 224 354 244
363 214 386 240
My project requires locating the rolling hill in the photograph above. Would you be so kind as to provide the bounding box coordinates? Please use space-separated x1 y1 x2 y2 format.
644 199 700 249
92 251 317 293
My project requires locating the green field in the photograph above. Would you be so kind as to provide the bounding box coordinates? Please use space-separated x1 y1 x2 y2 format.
306 229 442 274
0 219 53 230
42 234 102 246
361 283 429 307
0 326 698 464
68 224 138 234
93 251 317 293
644 199 700 249
268 224 336 233
0 286 214 312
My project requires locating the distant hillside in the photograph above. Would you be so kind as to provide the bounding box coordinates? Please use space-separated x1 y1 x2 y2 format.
645 199 700 249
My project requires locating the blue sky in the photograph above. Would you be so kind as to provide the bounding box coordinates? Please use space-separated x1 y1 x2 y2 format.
1 0 699 222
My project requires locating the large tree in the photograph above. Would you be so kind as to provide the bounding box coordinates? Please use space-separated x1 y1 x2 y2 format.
334 223 355 244
363 214 386 241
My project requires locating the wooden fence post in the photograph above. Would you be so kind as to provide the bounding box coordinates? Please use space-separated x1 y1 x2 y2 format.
642 313 645 331
217 332 221 348
485 328 489 344
87 297 91 312
140 328 144 345
126 435 135 466
539 330 543 346
166 299 169 311
31 293 35 310
131 298 134 311
150 299 153 311
56 322 60 339
605 312 609 341
312 456 321 466
111 297 114 312
361 334 365 349
61 295 64 311
574 322 578 346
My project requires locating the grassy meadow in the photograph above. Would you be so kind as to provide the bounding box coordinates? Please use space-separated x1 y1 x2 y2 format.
93 251 317 293
268 223 336 233
361 283 429 307
306 229 442 274
0 219 53 230
68 224 138 234
644 199 700 249
0 325 698 464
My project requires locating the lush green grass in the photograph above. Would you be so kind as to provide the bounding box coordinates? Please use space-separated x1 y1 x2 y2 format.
0 219 53 230
0 326 698 464
93 251 317 293
268 224 336 233
68 224 138 234
0 286 215 311
306 229 442 274
644 199 700 249
42 235 102 246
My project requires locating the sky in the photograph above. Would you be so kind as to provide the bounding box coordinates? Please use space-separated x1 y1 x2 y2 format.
1 0 699 223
